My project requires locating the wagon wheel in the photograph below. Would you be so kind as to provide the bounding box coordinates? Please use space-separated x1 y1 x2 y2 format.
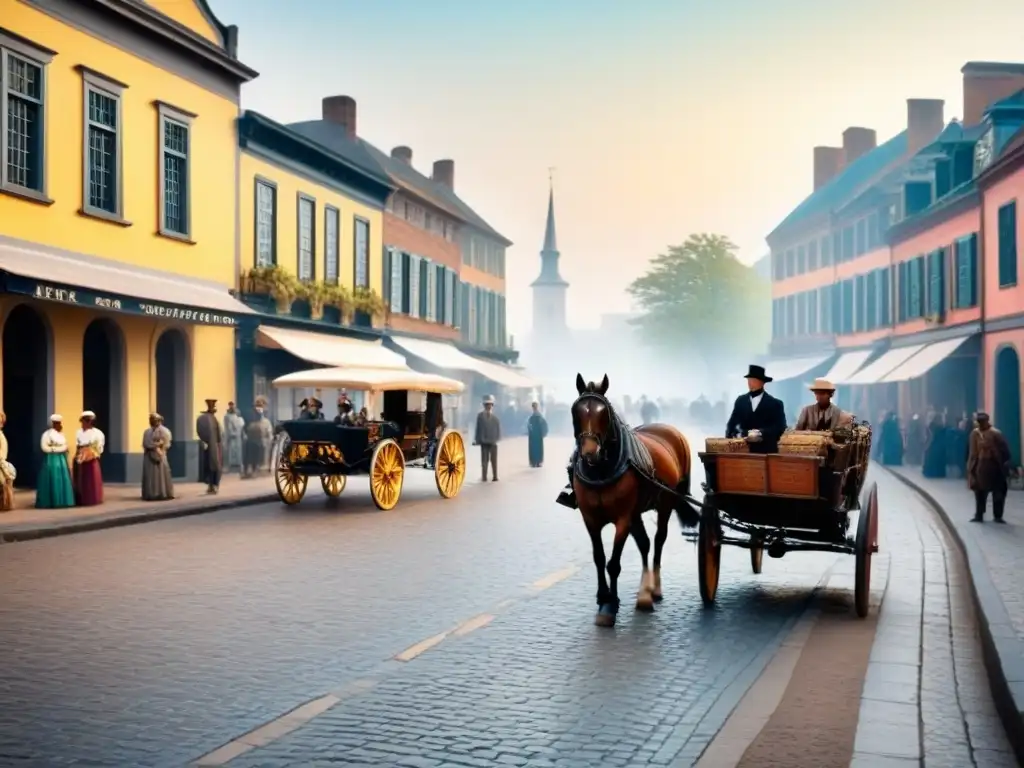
854 481 880 618
434 430 466 499
370 439 405 511
750 544 764 574
321 474 347 498
697 508 722 607
275 452 308 506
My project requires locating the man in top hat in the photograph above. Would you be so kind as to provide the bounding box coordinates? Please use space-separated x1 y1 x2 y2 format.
795 378 845 431
195 398 223 494
725 365 787 454
474 394 501 481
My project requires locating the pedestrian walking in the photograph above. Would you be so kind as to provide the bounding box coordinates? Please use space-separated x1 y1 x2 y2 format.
474 394 501 481
223 402 244 474
527 401 548 468
141 413 174 501
196 399 223 494
967 412 1012 523
36 415 75 509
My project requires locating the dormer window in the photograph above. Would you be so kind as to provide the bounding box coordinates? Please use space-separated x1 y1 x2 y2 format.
974 126 995 175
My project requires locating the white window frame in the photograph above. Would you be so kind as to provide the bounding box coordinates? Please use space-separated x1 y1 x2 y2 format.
408 255 421 318
324 205 340 283
0 33 53 201
297 193 315 281
389 247 403 312
254 177 277 267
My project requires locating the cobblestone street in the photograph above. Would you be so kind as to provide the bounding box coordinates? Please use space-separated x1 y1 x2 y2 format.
0 432 1016 767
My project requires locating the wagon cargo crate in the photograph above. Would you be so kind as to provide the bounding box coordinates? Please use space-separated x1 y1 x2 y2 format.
704 437 750 454
767 455 821 498
778 431 832 457
714 454 768 494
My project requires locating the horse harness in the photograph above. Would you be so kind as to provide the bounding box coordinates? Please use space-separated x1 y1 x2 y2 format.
571 393 657 498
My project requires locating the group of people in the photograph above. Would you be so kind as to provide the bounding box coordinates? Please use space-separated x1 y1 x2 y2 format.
470 395 550 480
196 398 276 495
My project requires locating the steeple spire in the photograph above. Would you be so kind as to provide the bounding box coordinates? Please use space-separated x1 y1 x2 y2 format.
543 169 558 252
531 171 567 287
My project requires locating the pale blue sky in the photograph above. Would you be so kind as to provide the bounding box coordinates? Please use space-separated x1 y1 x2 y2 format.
208 0 1024 333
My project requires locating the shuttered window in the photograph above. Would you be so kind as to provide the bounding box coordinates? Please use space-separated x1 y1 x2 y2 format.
879 268 891 326
908 256 924 319
998 201 1018 287
389 248 403 312
954 234 978 309
926 248 946 316
408 255 421 318
897 261 909 322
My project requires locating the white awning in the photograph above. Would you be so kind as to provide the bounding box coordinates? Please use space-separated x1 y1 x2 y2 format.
0 239 255 321
389 335 537 389
257 326 408 370
272 366 464 394
763 354 832 383
880 336 973 383
822 350 873 383
839 344 927 385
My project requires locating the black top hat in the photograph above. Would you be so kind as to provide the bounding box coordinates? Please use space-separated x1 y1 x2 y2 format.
743 365 773 383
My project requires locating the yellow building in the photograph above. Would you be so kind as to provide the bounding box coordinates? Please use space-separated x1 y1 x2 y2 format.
233 107 395 419
0 0 257 482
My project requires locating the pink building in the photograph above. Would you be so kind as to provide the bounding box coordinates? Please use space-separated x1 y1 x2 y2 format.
767 62 1024 462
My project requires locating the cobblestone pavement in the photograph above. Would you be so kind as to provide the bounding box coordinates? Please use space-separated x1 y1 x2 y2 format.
0 435 1014 768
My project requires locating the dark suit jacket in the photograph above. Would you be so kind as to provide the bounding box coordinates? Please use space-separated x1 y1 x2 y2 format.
725 392 788 454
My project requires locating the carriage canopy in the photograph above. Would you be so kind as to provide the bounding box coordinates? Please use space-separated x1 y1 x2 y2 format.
271 366 465 394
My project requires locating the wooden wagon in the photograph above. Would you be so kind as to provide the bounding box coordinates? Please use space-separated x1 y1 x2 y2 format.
270 367 467 510
691 423 879 617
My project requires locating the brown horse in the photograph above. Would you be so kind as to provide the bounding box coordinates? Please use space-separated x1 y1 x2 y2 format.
570 373 699 626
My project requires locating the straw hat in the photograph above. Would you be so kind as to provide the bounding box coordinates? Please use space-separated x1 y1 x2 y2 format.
808 378 835 393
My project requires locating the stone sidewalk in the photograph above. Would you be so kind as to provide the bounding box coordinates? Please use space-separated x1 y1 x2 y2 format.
883 464 1024 764
0 436 533 543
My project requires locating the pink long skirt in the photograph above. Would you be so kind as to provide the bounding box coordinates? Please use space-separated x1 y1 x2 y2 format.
74 459 104 506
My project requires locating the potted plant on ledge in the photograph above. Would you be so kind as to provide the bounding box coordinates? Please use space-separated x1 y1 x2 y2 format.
299 281 332 321
323 283 352 324
353 287 388 327
244 266 300 314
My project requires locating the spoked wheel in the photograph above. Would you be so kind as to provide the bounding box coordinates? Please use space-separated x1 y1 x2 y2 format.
854 481 880 618
275 454 308 506
750 544 764 574
698 508 722 607
434 430 466 499
321 474 347 498
370 439 405 511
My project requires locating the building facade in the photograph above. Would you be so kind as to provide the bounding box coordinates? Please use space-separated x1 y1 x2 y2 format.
767 61 1024 462
0 0 256 482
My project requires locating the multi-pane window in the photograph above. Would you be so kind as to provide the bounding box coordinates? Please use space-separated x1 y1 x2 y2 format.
389 248 403 312
998 201 1018 288
354 217 370 288
2 41 50 194
926 248 946 316
255 179 276 267
297 195 315 280
324 206 339 283
82 72 122 216
159 105 192 237
419 259 430 318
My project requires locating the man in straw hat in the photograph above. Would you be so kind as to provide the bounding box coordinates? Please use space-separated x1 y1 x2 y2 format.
725 364 787 454
795 378 845 431
474 394 502 481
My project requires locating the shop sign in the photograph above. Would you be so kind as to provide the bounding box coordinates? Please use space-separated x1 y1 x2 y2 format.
29 282 238 326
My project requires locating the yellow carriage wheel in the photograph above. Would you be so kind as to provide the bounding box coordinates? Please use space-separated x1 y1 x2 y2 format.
434 430 466 499
370 439 405 511
275 455 308 506
321 474 347 498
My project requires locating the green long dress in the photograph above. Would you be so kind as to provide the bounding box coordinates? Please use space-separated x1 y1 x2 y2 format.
36 429 75 509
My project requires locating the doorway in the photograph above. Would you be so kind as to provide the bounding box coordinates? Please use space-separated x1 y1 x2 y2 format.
2 304 52 488
155 329 191 478
994 345 1021 466
82 319 126 480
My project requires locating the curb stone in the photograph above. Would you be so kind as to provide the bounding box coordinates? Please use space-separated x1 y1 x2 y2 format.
879 464 1024 766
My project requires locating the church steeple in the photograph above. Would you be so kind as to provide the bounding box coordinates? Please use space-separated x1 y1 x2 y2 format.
531 176 568 288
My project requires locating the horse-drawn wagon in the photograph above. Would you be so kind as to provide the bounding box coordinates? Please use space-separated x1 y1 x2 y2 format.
271 367 467 510
692 422 878 617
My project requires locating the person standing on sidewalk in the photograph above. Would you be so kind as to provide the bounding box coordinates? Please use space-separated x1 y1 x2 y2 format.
527 401 548 468
36 415 75 509
73 411 105 506
223 402 245 475
0 412 14 511
196 399 223 495
141 413 174 501
474 395 501 482
967 412 1012 523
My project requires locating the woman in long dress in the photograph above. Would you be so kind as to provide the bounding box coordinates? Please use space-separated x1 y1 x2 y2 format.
0 411 14 511
37 415 75 509
141 413 174 501
73 410 105 506
527 402 548 468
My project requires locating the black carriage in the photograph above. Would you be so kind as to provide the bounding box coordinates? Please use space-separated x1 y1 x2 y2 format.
271 367 468 510
691 423 879 617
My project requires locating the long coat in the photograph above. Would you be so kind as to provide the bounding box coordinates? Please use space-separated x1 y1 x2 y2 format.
725 392 788 454
527 412 548 466
195 412 223 483
967 427 1011 492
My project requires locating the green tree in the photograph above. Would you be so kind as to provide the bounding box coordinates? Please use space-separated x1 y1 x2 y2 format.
626 233 770 373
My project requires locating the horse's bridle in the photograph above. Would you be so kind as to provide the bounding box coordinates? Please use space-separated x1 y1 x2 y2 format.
572 392 617 460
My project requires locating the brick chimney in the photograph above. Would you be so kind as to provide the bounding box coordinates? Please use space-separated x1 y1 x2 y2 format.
813 146 844 190
391 146 412 164
907 99 945 154
842 127 877 164
322 95 356 138
962 62 1024 126
432 159 454 189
